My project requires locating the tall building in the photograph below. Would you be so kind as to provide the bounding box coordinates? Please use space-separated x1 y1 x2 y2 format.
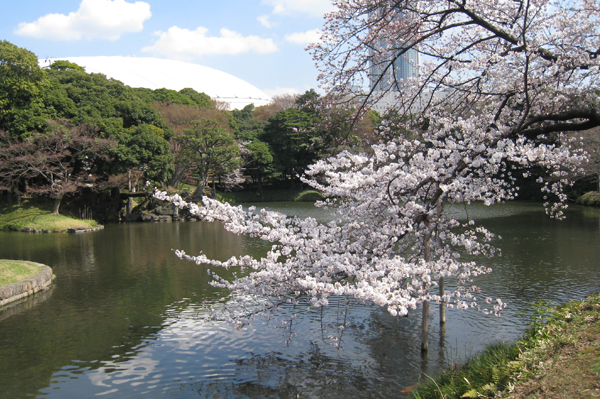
367 9 421 112
370 46 420 92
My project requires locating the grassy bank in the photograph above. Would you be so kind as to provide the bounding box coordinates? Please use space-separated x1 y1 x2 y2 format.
577 191 600 207
0 260 41 285
0 198 98 232
411 294 600 398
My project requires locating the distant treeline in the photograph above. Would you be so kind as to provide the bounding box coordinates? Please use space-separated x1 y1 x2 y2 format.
0 40 385 214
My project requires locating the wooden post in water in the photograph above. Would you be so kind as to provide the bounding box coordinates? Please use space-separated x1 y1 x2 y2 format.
421 221 431 353
436 184 446 325
421 295 429 353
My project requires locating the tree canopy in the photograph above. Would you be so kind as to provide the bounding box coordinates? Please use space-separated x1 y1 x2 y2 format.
0 40 49 137
0 121 114 213
176 119 241 199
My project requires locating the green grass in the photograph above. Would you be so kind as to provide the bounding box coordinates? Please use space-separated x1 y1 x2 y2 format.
0 198 98 232
411 342 520 399
0 260 40 285
576 191 600 206
410 294 600 398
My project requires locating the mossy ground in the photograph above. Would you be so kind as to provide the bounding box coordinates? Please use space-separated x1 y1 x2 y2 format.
0 260 40 285
411 294 600 398
0 198 98 232
577 191 600 207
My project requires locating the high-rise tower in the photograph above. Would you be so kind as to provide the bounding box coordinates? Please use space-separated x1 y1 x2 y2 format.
370 47 420 92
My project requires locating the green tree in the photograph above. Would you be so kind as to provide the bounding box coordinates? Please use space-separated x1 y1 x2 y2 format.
243 140 273 198
132 88 195 106
260 108 318 185
231 104 267 141
48 60 85 73
0 41 50 138
177 119 241 200
152 102 231 188
111 124 173 190
178 88 211 108
230 103 274 195
132 87 211 108
45 68 170 135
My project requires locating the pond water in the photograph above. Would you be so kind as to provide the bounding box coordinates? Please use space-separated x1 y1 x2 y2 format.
0 201 599 398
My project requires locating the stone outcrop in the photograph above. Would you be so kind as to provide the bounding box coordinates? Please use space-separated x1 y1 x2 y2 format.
67 225 104 233
0 262 55 307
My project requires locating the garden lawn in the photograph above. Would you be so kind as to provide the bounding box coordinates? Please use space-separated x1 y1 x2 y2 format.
0 260 40 286
0 199 97 232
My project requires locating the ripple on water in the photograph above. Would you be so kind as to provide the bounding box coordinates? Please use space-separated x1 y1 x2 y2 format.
1 203 599 398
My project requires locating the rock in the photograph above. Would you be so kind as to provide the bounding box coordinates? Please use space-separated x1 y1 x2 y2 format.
125 214 142 222
0 262 55 307
156 204 178 215
141 213 159 222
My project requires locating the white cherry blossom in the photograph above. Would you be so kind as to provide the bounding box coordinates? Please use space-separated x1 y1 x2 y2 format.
156 0 598 349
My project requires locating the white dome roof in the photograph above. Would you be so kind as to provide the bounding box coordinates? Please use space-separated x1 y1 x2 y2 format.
39 56 272 109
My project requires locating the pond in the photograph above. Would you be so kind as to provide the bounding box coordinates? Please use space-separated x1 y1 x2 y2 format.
0 201 599 398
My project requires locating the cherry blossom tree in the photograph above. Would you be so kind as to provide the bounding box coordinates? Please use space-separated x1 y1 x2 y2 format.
0 121 114 214
156 0 599 351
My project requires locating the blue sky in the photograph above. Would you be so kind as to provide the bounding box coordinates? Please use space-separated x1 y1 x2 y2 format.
1 0 335 97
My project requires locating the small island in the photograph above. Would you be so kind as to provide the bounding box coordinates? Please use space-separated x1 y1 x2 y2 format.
0 198 102 233
0 259 55 307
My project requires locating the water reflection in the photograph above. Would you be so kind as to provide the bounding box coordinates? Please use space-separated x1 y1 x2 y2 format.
0 284 54 322
38 299 438 398
0 203 598 398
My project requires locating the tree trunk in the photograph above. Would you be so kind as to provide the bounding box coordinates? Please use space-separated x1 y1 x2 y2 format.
191 164 209 202
257 173 264 201
436 186 446 326
191 175 208 202
421 296 429 353
52 197 62 215
421 223 431 353
191 184 204 202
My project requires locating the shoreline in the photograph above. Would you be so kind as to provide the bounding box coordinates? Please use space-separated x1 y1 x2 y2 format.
410 293 600 398
4 225 105 234
0 261 56 307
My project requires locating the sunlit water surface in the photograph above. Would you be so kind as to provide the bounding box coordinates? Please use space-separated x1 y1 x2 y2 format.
0 201 599 398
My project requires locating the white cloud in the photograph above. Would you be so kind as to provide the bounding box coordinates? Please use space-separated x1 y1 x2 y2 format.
263 87 302 97
257 15 275 29
142 26 278 58
285 29 322 46
14 0 151 41
261 0 335 18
